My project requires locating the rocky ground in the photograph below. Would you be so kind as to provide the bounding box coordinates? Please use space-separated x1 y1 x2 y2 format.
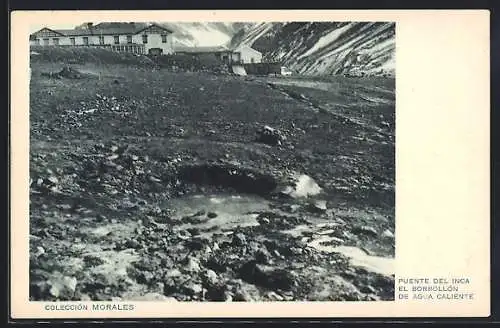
29 61 395 302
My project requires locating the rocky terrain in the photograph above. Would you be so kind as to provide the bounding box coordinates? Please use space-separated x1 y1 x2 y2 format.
29 53 395 302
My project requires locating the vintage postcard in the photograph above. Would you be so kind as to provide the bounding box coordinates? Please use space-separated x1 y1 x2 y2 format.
10 10 490 319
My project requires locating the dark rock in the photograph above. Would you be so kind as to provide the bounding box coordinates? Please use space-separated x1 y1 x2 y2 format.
184 238 206 251
204 284 227 301
187 227 201 236
136 271 155 284
193 210 206 217
83 255 105 267
239 261 295 291
205 257 228 273
255 248 271 264
360 285 377 294
207 212 218 219
307 200 327 213
352 226 378 237
95 214 106 223
124 239 141 249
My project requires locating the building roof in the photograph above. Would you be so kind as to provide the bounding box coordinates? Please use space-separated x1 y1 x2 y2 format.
232 44 262 55
173 45 231 53
173 44 262 55
30 23 174 38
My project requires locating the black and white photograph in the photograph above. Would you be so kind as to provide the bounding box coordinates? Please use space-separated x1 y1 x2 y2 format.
28 21 396 302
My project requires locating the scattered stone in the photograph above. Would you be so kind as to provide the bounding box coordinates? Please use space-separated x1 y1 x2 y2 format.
353 226 378 237
281 173 322 199
255 248 271 264
193 210 206 217
233 290 254 302
258 216 270 225
267 291 284 301
184 282 203 296
205 257 227 273
137 271 154 284
207 212 218 219
255 125 286 146
95 214 106 222
124 239 141 249
184 257 201 272
382 229 394 238
184 238 206 251
290 247 303 255
203 269 218 286
34 246 45 257
46 272 78 299
360 285 377 294
232 282 260 302
232 233 247 246
83 255 105 267
165 268 182 278
224 291 233 302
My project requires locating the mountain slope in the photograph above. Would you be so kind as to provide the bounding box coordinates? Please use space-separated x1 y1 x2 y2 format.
230 22 395 76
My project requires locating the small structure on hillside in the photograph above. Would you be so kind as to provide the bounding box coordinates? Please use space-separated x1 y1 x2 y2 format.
174 44 262 65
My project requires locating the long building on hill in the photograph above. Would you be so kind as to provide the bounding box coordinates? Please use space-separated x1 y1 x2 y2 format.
29 23 175 55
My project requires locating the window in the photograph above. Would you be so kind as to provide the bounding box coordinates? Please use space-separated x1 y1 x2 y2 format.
70 38 75 46
251 58 255 63
99 36 104 45
43 38 49 45
83 37 89 45
52 38 59 45
142 34 148 44
35 39 40 45
161 34 168 43
114 36 120 44
127 35 132 44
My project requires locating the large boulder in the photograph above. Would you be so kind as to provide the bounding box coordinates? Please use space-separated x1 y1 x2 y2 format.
255 125 286 146
239 261 296 291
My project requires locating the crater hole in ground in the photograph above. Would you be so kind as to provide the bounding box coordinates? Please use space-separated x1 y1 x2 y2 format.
178 163 278 195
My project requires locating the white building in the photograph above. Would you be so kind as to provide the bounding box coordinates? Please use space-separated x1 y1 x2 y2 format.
232 44 263 64
29 23 175 55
